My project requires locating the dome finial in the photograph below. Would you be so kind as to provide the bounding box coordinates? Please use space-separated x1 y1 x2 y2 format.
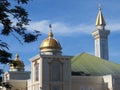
48 24 53 37
15 53 19 60
49 24 52 29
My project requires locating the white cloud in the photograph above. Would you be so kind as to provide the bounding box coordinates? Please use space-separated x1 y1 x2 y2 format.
107 23 120 32
1 19 120 36
28 20 50 33
27 20 120 36
27 20 95 35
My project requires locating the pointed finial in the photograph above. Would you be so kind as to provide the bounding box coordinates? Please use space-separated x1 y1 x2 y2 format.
16 53 19 58
98 4 102 10
49 24 52 29
15 53 19 60
48 24 53 37
96 5 106 27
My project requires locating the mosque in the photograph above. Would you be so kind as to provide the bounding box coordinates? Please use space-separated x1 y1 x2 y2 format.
1 7 120 90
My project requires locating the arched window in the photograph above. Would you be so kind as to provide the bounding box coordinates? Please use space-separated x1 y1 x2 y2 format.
50 61 63 81
35 63 39 81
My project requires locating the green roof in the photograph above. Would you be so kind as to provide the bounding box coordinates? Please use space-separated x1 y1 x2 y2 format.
71 52 120 76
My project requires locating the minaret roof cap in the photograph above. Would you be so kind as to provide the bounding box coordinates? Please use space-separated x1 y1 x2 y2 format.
96 5 106 26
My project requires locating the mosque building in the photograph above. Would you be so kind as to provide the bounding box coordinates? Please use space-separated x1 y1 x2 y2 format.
1 7 120 90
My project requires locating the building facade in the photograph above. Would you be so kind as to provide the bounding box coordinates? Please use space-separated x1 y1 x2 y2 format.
1 7 120 90
2 54 30 90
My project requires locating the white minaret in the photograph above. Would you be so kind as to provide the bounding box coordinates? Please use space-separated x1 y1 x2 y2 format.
92 6 110 60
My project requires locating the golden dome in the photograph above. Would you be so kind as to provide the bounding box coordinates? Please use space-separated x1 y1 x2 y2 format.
40 37 62 50
9 53 24 68
40 25 62 51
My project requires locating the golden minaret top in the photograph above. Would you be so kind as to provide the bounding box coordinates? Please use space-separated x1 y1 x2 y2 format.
96 5 106 26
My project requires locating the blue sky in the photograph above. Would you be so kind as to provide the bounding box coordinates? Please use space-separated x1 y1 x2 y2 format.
1 0 120 70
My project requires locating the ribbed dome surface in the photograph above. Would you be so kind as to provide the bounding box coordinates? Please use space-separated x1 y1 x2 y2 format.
40 37 62 50
40 30 62 51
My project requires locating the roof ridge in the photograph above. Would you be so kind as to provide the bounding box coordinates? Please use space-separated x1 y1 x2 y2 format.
71 52 85 63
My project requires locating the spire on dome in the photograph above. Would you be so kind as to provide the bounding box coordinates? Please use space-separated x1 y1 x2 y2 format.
48 24 53 38
9 53 25 71
96 5 106 27
15 53 19 61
